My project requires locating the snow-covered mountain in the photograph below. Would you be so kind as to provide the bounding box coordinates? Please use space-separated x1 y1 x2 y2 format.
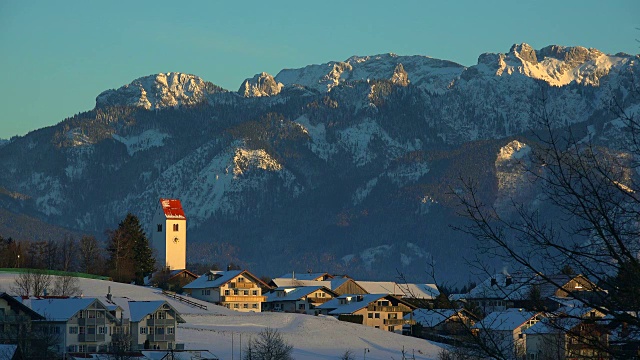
0 44 638 283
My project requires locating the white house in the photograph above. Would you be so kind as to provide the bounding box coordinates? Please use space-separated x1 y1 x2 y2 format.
26 297 118 355
151 198 187 270
263 286 337 314
474 308 543 358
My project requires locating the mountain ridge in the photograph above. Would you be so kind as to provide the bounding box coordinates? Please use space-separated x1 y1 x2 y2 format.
1 43 638 282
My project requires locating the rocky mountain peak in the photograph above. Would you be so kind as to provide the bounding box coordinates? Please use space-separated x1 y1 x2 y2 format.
239 72 284 97
96 72 224 109
510 43 538 64
390 63 410 86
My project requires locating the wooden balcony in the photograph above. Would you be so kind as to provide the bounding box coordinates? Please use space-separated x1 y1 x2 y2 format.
384 319 415 326
366 305 411 313
221 295 266 302
307 297 331 304
232 282 256 289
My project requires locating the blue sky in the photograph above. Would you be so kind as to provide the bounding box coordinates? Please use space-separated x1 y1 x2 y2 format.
0 1 638 139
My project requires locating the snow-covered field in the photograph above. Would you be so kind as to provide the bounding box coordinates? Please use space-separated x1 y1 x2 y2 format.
0 273 444 360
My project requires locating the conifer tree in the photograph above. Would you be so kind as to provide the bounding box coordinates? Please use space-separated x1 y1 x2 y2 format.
107 213 155 284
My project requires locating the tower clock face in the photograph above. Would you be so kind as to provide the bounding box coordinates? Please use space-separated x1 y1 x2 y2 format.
173 237 179 243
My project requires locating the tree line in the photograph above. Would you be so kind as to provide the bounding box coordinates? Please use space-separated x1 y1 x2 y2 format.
0 213 155 285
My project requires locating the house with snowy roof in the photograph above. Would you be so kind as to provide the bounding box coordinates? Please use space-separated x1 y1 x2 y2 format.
152 198 187 270
183 270 269 312
357 281 439 305
263 286 338 314
405 308 478 336
474 308 543 359
525 306 608 360
466 273 603 315
0 292 45 346
24 297 118 355
270 277 367 295
277 272 334 281
127 300 185 350
316 294 416 333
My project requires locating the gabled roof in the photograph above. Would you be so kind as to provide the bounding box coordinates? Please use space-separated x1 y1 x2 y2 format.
128 300 185 323
467 273 536 301
0 293 44 320
27 298 112 322
357 281 404 296
278 272 334 281
184 269 269 290
474 308 541 331
265 286 336 303
397 284 440 300
328 294 388 315
404 308 476 328
159 198 186 220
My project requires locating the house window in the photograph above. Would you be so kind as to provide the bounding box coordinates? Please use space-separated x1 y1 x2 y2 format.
234 289 239 295
238 277 245 282
252 290 258 296
173 224 179 231
368 313 373 318
518 333 524 339
79 327 85 334
99 327 106 334
299 304 306 310
69 326 78 334
388 326 394 332
156 327 164 335
374 313 380 319
78 311 84 319
157 311 166 319
97 311 104 318
140 327 147 334
149 327 154 335
157 224 163 232
78 345 86 352
252 303 258 309
225 290 230 295
244 290 249 295
167 327 174 334
233 304 239 308
244 303 249 309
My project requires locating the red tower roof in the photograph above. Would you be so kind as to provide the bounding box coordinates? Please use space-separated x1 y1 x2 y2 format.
159 198 186 220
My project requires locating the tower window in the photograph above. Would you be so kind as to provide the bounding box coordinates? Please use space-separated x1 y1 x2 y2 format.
157 224 162 232
173 224 179 231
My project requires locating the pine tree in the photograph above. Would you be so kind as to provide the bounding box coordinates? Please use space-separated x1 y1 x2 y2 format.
107 213 155 284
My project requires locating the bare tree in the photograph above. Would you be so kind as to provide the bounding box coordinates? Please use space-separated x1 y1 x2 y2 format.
11 269 53 296
243 328 294 360
51 275 81 296
59 234 77 271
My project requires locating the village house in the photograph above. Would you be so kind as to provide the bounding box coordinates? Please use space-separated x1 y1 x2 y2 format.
277 272 334 281
358 281 440 307
316 294 416 333
0 292 45 345
465 273 602 315
25 297 118 355
270 276 368 296
183 270 269 312
263 286 337 314
127 300 185 350
474 308 543 359
525 306 608 360
406 308 478 337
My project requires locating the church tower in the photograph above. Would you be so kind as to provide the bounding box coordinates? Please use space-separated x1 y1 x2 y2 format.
151 198 187 270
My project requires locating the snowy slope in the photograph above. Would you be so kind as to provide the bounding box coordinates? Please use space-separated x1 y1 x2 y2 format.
0 273 444 360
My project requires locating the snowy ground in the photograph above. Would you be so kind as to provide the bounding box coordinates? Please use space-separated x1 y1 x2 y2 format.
0 273 444 359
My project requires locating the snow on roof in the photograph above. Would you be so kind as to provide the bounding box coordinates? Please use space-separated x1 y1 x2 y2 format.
467 273 535 301
184 270 243 289
475 308 540 331
327 294 388 315
265 286 326 302
357 281 404 295
405 309 461 328
270 277 355 292
129 300 185 323
278 272 332 281
27 298 102 321
159 198 186 220
397 284 440 300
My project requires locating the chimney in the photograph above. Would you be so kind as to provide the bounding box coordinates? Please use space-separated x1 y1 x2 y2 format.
227 264 231 271
506 276 513 287
490 278 497 287
107 286 112 301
